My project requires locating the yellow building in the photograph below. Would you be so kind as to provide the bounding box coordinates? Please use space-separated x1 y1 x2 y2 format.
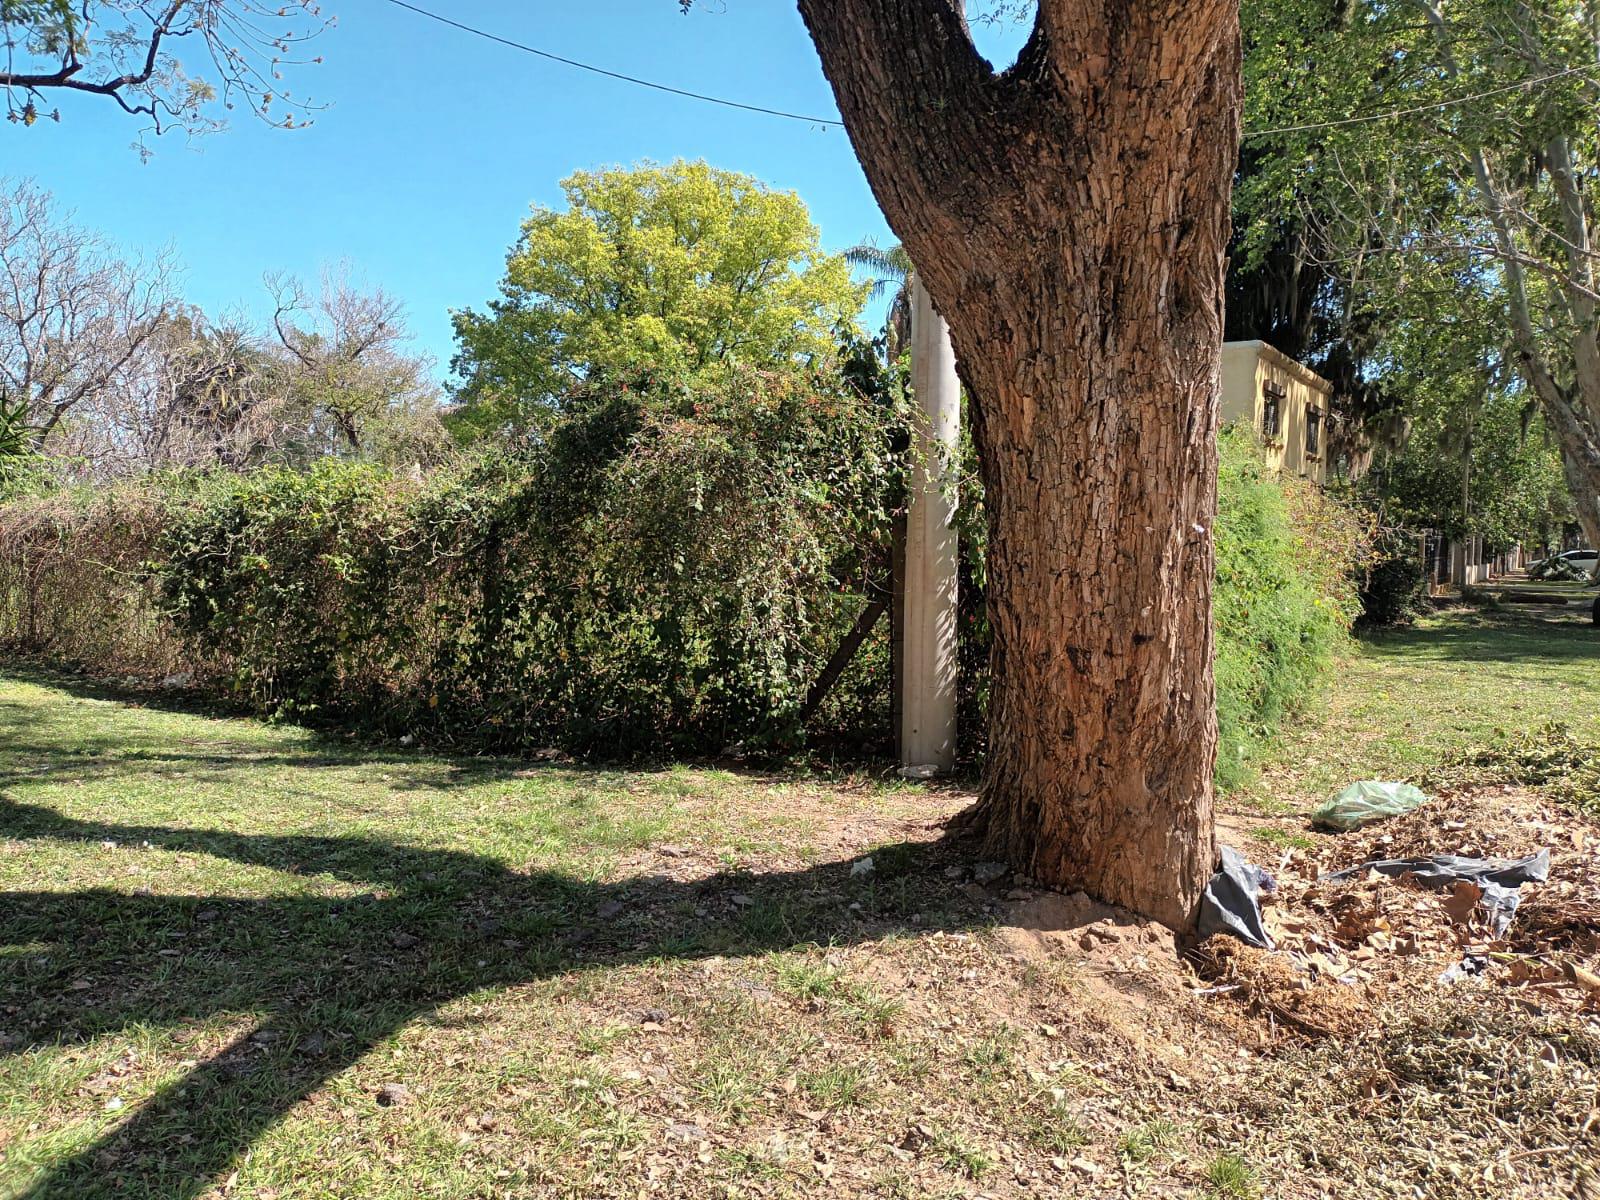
1220 340 1334 485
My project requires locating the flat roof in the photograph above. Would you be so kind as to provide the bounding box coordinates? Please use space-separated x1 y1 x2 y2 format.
1223 339 1334 395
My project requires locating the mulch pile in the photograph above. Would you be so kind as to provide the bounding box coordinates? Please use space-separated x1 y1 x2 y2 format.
1187 786 1600 1198
1196 785 1600 1033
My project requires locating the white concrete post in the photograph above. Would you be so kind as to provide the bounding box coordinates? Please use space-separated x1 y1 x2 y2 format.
900 275 960 773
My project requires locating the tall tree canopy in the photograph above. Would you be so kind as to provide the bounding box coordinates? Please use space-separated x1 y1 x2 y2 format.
1370 382 1572 552
793 0 1240 929
1237 0 1600 550
448 161 865 439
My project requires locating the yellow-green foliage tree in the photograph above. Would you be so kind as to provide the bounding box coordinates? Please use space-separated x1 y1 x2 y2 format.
449 160 865 438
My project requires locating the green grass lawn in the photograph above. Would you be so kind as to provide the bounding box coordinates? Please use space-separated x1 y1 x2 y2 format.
1240 603 1600 814
0 670 977 1200
3 603 1596 1199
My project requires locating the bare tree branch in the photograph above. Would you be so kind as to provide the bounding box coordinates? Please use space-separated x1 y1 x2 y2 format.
1 1 331 141
0 180 175 451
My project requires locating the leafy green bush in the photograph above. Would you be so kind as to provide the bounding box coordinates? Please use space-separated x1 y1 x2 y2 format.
1358 528 1429 627
1211 428 1368 789
158 460 415 718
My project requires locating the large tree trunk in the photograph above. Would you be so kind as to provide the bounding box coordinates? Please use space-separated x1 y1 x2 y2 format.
1543 394 1600 553
798 0 1240 929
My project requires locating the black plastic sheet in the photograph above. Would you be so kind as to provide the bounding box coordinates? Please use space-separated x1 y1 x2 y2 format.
1198 846 1277 949
1324 850 1550 937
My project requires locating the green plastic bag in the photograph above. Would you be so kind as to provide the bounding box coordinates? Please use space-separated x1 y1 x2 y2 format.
1311 781 1429 832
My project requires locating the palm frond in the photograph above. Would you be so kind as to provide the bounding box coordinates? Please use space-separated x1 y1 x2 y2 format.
843 240 913 287
0 390 39 478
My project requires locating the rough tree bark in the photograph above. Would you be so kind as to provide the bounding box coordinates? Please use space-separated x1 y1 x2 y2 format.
797 0 1241 929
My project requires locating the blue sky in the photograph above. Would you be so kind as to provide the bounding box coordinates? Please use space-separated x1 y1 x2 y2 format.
5 2 1028 380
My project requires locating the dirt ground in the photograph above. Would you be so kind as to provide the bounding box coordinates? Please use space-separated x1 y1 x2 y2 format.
598 782 1600 1198
997 783 1600 1198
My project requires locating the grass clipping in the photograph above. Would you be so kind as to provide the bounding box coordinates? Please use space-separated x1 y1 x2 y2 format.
1231 984 1600 1196
1424 720 1600 817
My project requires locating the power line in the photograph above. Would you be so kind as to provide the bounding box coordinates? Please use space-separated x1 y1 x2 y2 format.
379 0 844 128
380 0 1600 145
1245 62 1600 139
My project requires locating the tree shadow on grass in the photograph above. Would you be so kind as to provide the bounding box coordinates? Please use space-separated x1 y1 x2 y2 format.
0 661 924 796
0 662 648 796
1360 604 1600 667
0 795 984 1199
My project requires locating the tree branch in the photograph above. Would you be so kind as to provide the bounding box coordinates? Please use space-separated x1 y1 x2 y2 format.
2 1 184 105
795 0 1003 273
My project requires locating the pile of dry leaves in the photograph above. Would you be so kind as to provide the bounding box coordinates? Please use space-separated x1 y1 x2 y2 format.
1179 785 1600 1197
1196 785 1600 1034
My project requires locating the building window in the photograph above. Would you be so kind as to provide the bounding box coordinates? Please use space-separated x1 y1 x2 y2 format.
1305 408 1322 458
1261 383 1284 440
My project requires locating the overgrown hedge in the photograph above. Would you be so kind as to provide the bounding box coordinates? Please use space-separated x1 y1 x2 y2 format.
1 369 901 755
1211 429 1369 788
0 397 1365 784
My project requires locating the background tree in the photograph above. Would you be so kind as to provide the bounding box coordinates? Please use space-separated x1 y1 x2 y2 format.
269 268 442 459
0 187 444 478
0 180 173 453
1370 385 1573 553
844 239 912 361
448 160 865 438
61 307 293 473
1238 0 1600 551
1225 142 1399 473
0 0 330 137
152 312 282 469
792 1 1241 929
1354 296 1574 552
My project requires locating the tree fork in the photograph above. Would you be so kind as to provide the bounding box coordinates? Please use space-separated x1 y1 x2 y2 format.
798 0 1240 928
